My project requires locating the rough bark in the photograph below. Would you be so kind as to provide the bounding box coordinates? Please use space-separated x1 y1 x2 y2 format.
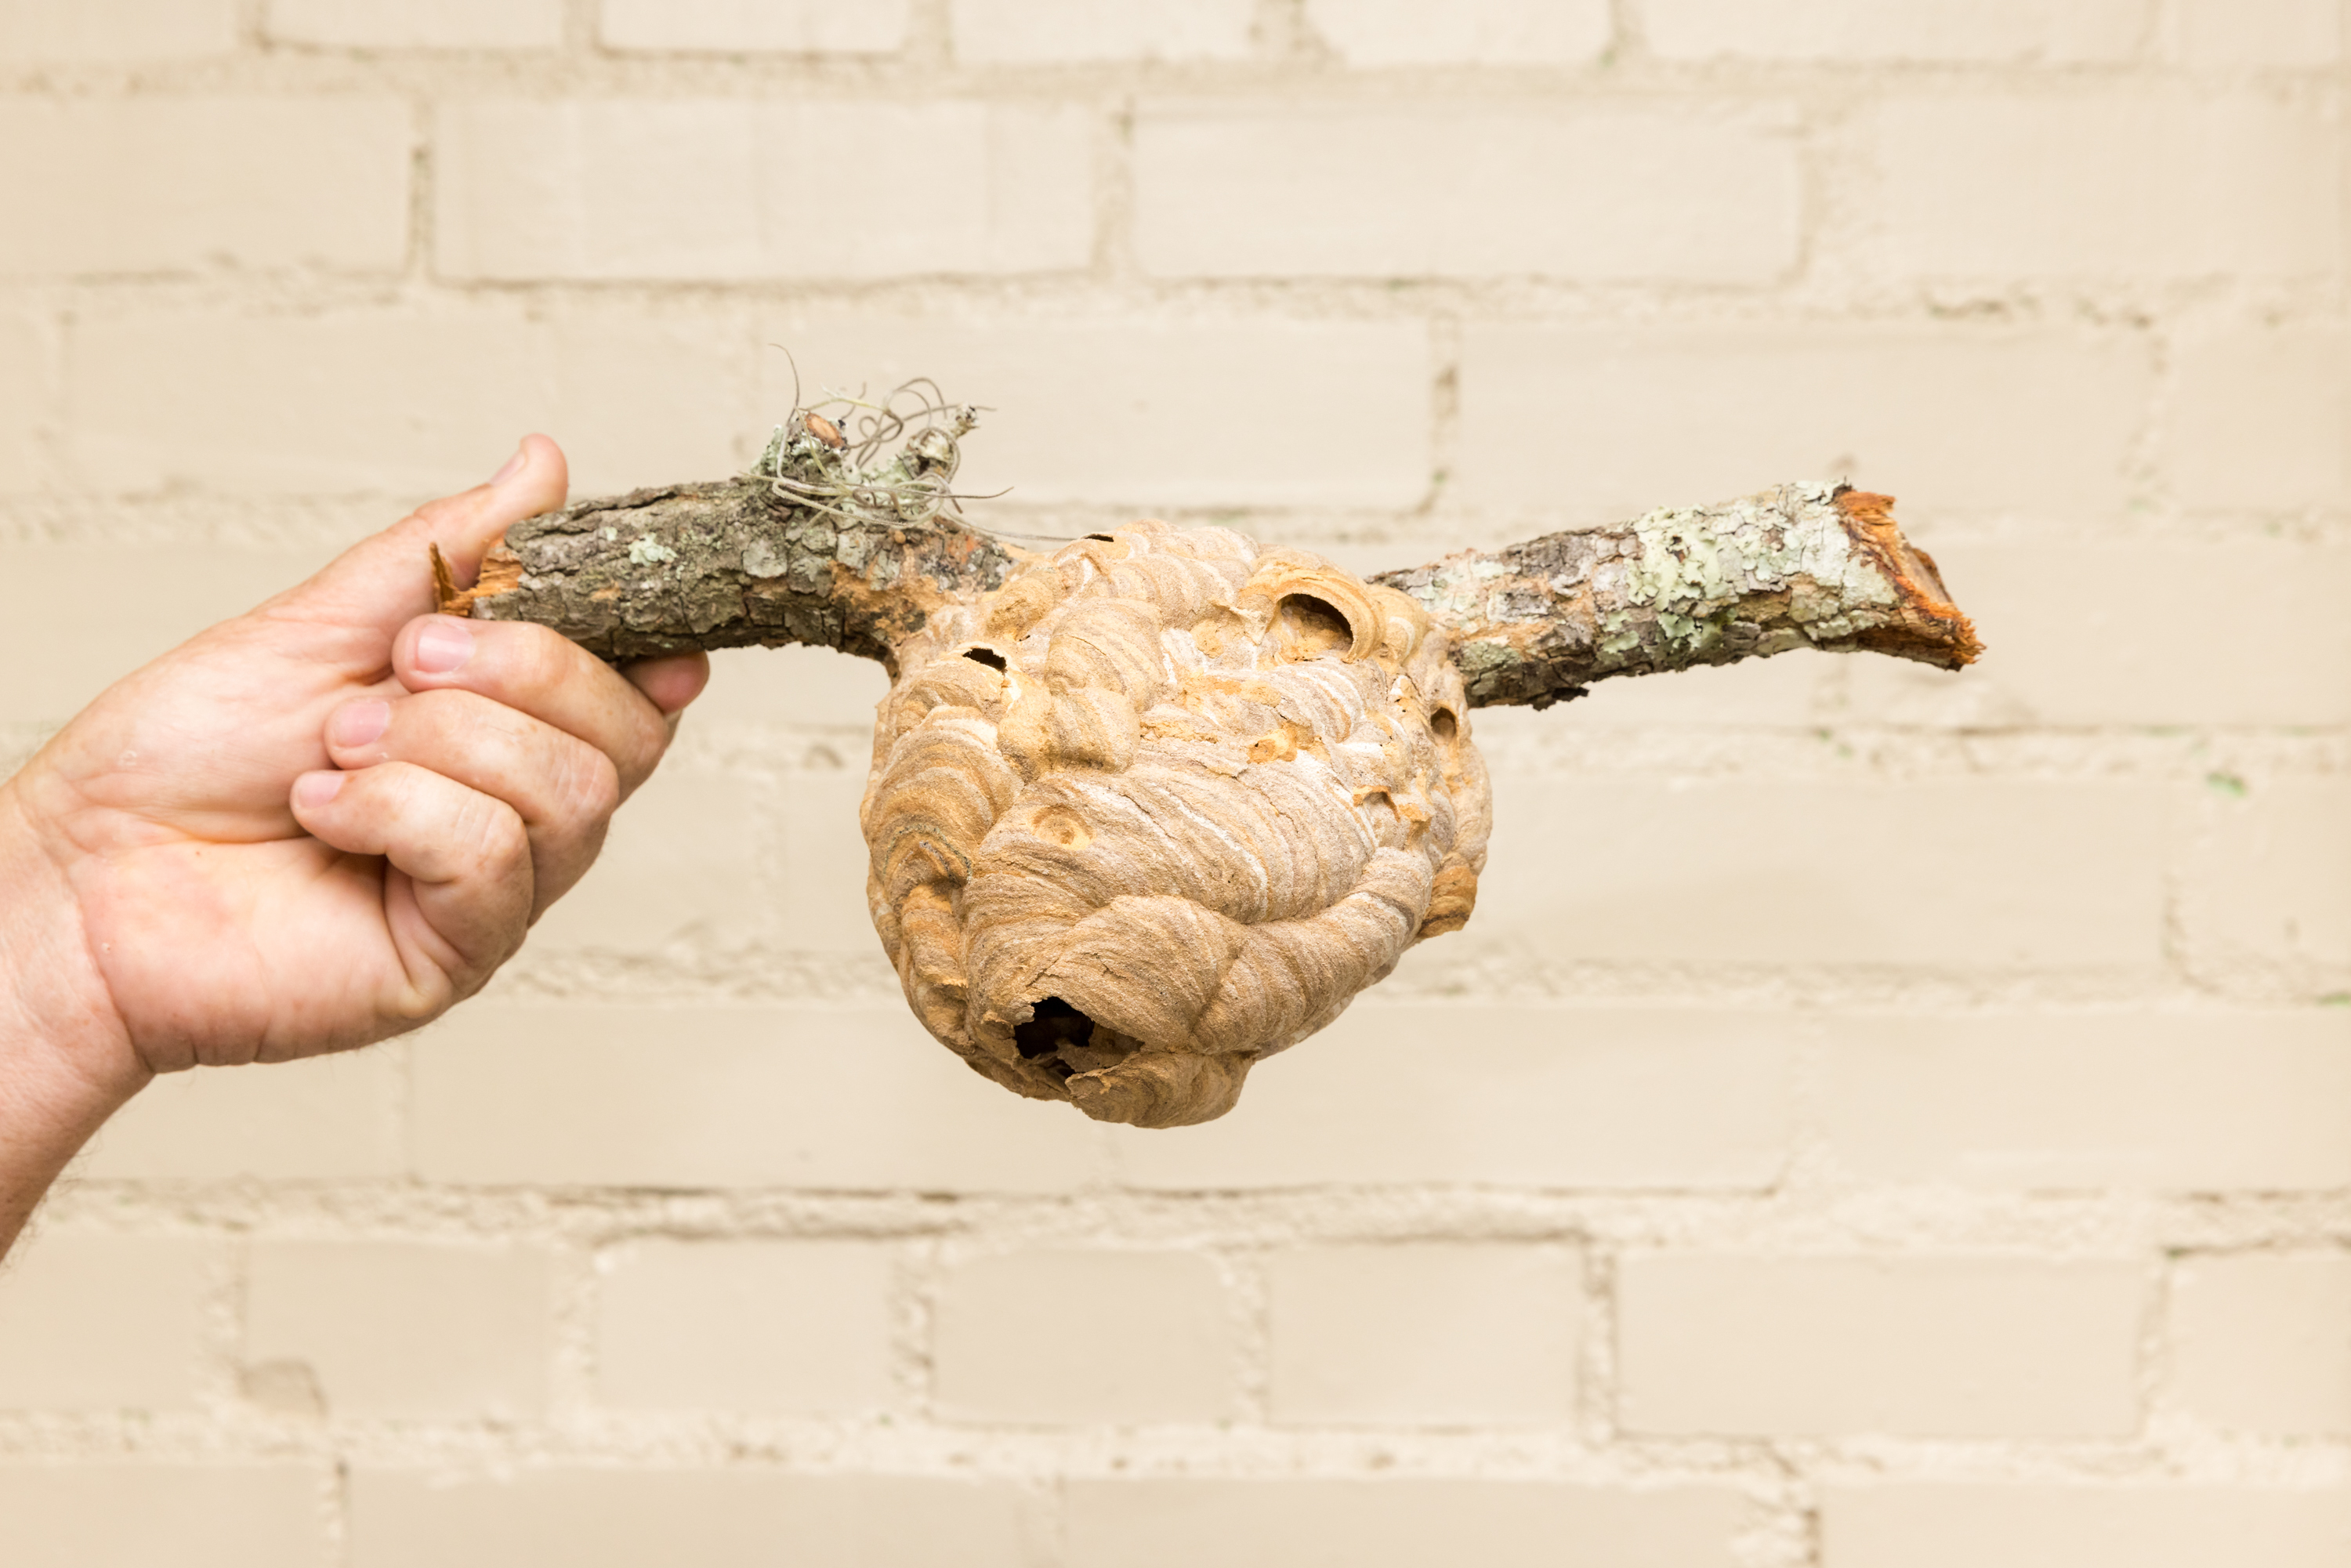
439 476 1021 669
443 476 1980 698
1371 483 1982 708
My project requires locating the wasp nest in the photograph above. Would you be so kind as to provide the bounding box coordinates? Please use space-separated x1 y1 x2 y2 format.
860 521 1491 1128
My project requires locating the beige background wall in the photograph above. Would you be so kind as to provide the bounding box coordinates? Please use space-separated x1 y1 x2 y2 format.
2 0 2349 1563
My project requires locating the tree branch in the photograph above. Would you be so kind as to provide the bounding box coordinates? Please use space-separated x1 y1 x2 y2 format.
1372 482 1981 708
440 476 1020 668
444 476 1979 701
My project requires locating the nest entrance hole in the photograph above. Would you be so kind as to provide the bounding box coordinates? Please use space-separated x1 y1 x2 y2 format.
1015 997 1139 1080
962 646 1008 670
1277 593 1355 657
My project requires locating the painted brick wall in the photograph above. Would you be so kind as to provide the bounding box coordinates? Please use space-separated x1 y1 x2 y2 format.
0 2 2346 1564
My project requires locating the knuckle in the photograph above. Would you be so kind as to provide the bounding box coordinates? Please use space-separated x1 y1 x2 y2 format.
377 759 430 814
473 800 533 883
564 748 624 827
401 685 476 734
532 737 620 845
617 702 675 788
497 624 577 697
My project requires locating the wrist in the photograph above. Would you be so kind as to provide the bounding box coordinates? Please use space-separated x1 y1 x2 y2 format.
0 777 147 1248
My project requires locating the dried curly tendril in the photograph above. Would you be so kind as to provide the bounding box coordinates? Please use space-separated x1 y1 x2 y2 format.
754 376 1003 533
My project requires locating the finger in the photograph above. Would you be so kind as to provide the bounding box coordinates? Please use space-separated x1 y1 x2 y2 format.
270 436 571 651
324 689 620 918
389 616 676 798
624 651 712 721
289 763 532 995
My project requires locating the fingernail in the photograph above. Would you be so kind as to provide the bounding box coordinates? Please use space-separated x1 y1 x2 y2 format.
294 771 346 809
413 617 474 675
328 699 390 749
489 443 528 487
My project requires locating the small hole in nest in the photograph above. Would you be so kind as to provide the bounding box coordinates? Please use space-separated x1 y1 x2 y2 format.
1013 996 1139 1079
1016 997 1093 1059
1431 708 1458 741
962 646 1007 670
1277 593 1355 657
1085 533 1117 542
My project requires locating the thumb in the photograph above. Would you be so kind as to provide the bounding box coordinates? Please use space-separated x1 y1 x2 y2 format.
275 436 572 646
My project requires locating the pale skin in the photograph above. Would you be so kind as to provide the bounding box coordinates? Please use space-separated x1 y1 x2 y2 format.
0 436 708 1261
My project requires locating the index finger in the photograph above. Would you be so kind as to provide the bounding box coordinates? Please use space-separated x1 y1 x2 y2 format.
388 614 704 798
270 435 572 653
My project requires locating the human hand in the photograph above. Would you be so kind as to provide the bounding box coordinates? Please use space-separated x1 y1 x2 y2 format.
0 436 707 1117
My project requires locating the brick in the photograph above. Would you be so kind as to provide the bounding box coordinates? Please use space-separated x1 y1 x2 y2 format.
0 99 408 277
0 0 238 63
0 307 42 490
437 101 1092 281
2172 326 2349 511
952 0 1252 61
934 1250 1237 1423
63 307 744 498
600 0 908 53
1305 0 1609 64
1135 102 1798 281
411 1003 1104 1191
1451 778 2163 970
688 643 889 729
266 0 561 49
1111 1005 1791 1191
1869 93 2340 279
1822 1484 2351 1568
2168 0 2341 66
525 766 763 952
594 1240 898 1414
1844 542 2351 729
1647 0 2143 60
0 1235 205 1410
770 317 1432 509
2171 1253 2351 1432
0 1465 329 1568
1266 1244 1580 1425
353 1471 1040 1567
2180 780 2351 973
1618 1255 2144 1436
1821 1012 2351 1191
773 762 875 951
82 1049 404 1182
1458 325 2150 524
0 546 335 722
1067 1480 1745 1568
244 1240 549 1418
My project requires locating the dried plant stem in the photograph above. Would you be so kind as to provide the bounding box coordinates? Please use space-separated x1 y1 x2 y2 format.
444 480 1979 699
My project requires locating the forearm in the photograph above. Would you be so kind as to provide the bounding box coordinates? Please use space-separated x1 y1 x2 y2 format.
0 782 146 1261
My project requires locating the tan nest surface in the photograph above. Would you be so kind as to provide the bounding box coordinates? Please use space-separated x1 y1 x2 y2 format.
862 520 1492 1128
